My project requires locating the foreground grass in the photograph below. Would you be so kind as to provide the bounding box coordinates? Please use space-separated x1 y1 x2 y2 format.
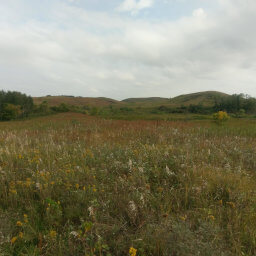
1 113 256 255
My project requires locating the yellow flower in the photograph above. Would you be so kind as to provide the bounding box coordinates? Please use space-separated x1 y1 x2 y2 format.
83 186 86 191
49 230 57 239
24 214 28 223
157 187 164 193
129 247 137 256
16 221 23 227
218 199 223 206
208 215 215 221
179 215 187 221
25 178 32 187
9 189 17 194
11 236 17 244
227 202 236 208
75 183 79 189
19 232 24 238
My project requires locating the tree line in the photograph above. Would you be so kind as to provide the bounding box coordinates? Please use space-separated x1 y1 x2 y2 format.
157 94 256 116
0 91 34 120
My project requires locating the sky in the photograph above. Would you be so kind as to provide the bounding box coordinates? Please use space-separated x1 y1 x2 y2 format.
0 0 256 99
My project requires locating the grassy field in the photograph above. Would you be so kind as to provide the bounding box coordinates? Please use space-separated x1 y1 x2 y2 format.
1 113 256 255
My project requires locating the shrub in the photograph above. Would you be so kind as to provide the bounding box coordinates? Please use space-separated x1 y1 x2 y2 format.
213 111 229 124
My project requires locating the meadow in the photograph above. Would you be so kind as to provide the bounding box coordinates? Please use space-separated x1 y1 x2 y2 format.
1 113 256 255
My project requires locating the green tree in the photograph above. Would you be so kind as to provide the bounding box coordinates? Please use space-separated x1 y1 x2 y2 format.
0 104 21 120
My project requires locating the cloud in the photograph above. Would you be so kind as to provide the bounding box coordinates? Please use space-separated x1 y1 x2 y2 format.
116 0 154 14
0 0 256 99
193 8 207 18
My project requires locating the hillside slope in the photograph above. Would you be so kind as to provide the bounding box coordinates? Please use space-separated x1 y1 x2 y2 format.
33 96 121 107
169 91 230 106
33 91 230 108
122 97 169 104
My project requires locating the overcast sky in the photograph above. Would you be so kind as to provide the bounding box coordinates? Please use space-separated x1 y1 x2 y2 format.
0 0 255 99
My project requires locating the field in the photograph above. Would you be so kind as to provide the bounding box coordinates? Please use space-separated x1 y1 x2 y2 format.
1 113 256 255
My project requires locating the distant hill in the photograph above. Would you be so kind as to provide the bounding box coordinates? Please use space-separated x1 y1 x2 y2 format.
169 91 230 106
122 97 170 105
33 96 120 107
122 97 169 103
33 91 231 108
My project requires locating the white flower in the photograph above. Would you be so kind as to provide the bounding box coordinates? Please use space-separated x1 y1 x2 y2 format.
128 159 133 169
70 231 79 237
35 183 41 189
128 201 137 217
138 167 144 173
88 206 95 217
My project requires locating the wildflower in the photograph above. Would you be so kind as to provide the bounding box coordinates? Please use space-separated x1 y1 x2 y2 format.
157 187 164 193
179 215 187 221
70 231 79 238
138 167 144 173
11 236 17 244
208 215 215 221
19 232 24 238
9 189 17 194
129 247 137 256
35 183 41 190
16 221 22 227
83 186 86 191
75 183 79 189
227 202 236 208
218 199 223 206
88 206 95 217
25 178 32 187
50 181 55 185
128 201 137 219
128 159 132 169
24 214 28 223
49 230 57 239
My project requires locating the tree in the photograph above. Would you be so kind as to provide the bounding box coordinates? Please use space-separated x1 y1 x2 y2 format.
0 104 21 120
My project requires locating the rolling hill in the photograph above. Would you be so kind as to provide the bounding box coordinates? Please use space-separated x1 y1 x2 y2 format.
33 91 231 108
169 91 230 106
33 96 121 107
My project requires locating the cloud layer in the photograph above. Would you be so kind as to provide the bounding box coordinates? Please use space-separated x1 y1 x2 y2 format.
0 0 255 99
117 0 154 14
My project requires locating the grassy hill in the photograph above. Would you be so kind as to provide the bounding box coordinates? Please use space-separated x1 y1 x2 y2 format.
33 91 230 108
170 91 230 106
33 96 120 107
122 97 170 105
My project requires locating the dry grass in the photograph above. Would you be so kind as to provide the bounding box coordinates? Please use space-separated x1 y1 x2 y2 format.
33 96 120 107
0 113 256 255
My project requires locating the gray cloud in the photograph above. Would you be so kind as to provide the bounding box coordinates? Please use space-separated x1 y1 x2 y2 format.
0 0 256 99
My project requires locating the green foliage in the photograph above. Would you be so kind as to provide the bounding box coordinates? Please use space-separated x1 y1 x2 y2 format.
0 90 34 120
0 104 21 120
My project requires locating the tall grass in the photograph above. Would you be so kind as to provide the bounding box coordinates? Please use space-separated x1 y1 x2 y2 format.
0 113 256 255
